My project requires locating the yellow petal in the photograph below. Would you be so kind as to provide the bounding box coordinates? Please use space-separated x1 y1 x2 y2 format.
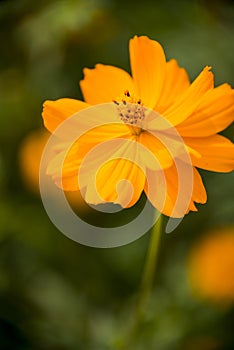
42 98 89 133
129 36 166 109
177 84 234 137
184 135 234 172
156 59 190 113
80 64 135 104
163 66 214 126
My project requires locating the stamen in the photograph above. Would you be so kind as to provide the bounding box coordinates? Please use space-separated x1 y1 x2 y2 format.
113 90 146 130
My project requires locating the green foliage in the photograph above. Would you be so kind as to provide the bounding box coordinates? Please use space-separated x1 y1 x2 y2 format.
0 0 234 349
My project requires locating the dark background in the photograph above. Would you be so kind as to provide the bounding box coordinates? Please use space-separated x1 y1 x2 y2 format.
0 0 234 349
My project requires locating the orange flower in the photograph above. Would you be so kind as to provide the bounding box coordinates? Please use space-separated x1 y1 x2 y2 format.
188 227 234 305
42 36 234 217
19 129 50 194
19 129 88 212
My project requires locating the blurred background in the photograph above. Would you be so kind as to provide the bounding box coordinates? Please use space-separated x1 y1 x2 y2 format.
0 0 234 349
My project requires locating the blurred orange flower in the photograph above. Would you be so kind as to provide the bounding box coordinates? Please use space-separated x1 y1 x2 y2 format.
188 227 234 305
19 129 87 211
19 129 50 194
42 36 234 217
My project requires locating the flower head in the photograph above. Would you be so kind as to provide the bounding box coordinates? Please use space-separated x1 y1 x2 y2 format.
42 36 234 217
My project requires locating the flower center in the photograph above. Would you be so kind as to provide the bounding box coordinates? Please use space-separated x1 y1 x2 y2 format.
113 90 146 128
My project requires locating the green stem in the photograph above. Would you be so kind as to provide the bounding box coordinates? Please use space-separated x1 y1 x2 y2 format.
122 213 163 349
138 213 163 310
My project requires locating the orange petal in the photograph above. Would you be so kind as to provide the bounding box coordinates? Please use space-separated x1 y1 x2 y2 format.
82 138 145 208
47 141 82 191
140 123 200 164
139 131 173 169
47 123 132 191
143 163 179 218
129 36 166 109
186 201 198 213
85 158 145 208
77 123 131 144
144 163 206 217
42 98 89 133
177 84 234 137
184 134 234 172
156 59 190 113
144 166 179 217
163 66 214 126
80 64 135 104
191 167 207 204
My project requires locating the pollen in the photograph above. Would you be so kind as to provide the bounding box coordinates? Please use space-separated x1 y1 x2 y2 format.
113 90 146 127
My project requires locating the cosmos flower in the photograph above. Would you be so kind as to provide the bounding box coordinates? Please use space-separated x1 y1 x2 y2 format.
188 227 234 305
42 36 234 217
